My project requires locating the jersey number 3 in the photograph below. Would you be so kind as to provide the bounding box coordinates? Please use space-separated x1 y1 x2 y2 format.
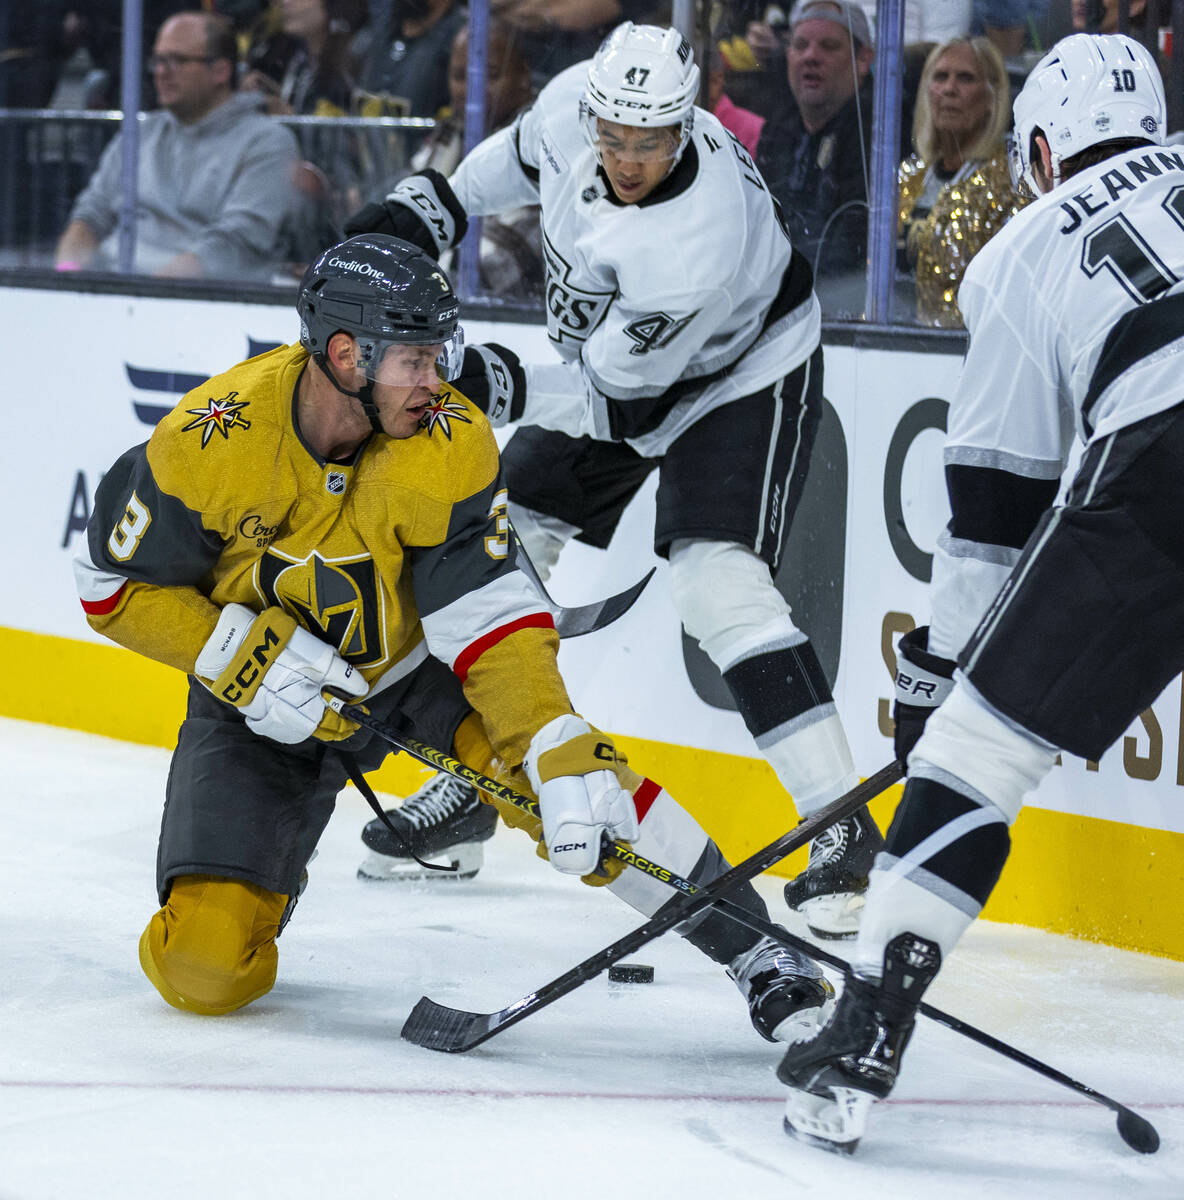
107 492 152 562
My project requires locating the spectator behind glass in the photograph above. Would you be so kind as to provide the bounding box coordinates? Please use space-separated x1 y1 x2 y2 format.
0 3 196 110
54 11 300 279
242 0 369 115
754 0 876 316
971 0 1049 56
409 21 543 300
707 48 766 155
242 0 374 272
487 0 628 91
897 36 1028 327
716 4 793 117
357 0 467 118
1072 0 1145 32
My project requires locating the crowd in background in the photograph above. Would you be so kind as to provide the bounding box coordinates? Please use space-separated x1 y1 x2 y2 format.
0 0 1180 325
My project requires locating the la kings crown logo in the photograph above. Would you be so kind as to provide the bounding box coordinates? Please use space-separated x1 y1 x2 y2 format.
543 232 614 345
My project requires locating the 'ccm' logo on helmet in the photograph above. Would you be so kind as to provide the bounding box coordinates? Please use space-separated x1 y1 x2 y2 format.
326 257 384 277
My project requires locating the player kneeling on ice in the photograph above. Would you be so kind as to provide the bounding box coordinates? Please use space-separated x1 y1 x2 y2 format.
74 233 831 1043
778 33 1182 1153
344 21 881 937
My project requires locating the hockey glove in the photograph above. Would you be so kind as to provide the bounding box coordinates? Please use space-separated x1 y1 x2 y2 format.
342 168 468 259
525 715 640 876
893 625 956 764
195 604 368 745
454 343 527 427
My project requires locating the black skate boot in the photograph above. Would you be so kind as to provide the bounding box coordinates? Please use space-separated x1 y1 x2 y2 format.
278 850 318 935
783 806 885 939
776 931 941 1154
727 936 836 1044
357 773 498 881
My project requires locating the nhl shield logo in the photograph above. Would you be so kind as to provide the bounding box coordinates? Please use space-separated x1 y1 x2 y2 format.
325 471 347 495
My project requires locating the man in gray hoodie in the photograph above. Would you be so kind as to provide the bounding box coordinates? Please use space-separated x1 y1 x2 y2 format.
55 11 300 280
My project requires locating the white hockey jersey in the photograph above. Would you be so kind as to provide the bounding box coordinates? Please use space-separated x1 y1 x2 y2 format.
929 143 1184 660
450 65 821 457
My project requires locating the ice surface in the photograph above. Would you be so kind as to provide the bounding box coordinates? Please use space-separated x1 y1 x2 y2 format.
2 718 1181 1199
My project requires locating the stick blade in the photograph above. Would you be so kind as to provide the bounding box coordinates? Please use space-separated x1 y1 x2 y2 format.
1116 1107 1160 1154
401 996 502 1052
554 568 655 638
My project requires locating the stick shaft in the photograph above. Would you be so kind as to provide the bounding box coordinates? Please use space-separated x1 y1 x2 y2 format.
400 760 903 1049
344 702 1156 1141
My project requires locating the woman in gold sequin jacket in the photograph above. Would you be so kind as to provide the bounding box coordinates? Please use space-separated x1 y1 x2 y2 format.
897 37 1028 328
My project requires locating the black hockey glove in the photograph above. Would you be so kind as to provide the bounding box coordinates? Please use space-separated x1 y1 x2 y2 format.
454 343 527 427
893 625 956 764
342 168 468 259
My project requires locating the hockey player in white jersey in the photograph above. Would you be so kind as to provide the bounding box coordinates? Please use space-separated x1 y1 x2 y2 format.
345 22 881 934
778 33 1184 1152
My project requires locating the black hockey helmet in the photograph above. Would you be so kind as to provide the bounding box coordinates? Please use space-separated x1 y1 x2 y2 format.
297 233 463 381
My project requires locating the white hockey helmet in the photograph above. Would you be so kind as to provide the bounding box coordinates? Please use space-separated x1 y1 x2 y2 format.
1011 33 1166 193
580 22 700 164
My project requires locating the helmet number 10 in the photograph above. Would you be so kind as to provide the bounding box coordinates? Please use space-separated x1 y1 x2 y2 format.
1112 68 1137 92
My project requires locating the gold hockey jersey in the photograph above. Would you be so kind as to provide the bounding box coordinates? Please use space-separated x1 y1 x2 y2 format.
74 342 570 766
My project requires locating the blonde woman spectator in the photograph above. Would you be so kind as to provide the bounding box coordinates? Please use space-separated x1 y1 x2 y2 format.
897 36 1027 327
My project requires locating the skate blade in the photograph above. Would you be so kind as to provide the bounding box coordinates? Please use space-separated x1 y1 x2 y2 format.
783 1086 871 1155
797 893 865 940
356 842 484 882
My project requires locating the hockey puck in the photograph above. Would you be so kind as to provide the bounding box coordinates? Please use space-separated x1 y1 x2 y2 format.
607 963 655 984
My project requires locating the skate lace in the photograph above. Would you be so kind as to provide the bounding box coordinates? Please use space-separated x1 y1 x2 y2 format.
808 817 849 867
399 774 477 829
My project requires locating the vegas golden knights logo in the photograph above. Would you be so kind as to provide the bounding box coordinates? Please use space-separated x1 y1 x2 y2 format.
256 549 386 668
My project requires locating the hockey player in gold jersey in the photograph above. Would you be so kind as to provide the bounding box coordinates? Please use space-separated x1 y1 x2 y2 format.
74 233 833 1041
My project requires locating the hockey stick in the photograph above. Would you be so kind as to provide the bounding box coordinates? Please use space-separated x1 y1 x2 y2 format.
710 898 1159 1154
513 530 655 639
328 700 704 897
332 706 1159 1151
395 758 903 1051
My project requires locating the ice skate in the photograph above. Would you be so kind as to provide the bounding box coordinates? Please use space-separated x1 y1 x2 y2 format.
357 773 498 881
727 935 835 1044
777 932 940 1153
783 806 885 939
278 850 318 935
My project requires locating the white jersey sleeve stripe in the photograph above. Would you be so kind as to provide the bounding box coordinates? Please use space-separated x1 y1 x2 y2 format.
421 569 554 676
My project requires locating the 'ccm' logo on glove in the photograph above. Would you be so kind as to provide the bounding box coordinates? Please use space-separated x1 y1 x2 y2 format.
218 617 287 704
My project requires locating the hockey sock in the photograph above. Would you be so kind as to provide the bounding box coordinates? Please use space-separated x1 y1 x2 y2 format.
724 636 858 814
848 774 1011 979
667 540 857 815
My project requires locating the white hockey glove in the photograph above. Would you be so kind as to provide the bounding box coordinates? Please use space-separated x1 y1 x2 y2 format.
342 168 468 259
454 344 527 427
525 715 639 876
195 604 368 745
893 625 956 764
